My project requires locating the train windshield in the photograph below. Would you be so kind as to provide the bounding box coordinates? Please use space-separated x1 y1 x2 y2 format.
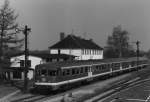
48 70 58 76
41 69 47 76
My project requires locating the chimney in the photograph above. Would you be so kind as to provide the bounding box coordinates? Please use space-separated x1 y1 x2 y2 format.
60 32 65 41
89 38 93 42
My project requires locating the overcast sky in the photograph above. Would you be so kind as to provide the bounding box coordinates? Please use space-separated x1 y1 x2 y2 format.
1 0 150 51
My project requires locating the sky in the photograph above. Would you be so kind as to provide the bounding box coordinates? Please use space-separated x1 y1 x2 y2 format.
1 0 150 51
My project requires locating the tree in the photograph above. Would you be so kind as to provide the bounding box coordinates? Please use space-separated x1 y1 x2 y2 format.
144 50 150 59
106 25 133 58
0 0 23 68
0 0 23 61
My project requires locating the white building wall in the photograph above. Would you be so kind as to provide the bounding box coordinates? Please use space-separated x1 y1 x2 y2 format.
50 49 58 54
60 49 70 55
60 49 81 56
50 49 103 60
11 55 43 69
61 49 82 60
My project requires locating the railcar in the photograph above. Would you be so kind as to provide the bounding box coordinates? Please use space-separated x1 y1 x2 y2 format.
34 57 149 91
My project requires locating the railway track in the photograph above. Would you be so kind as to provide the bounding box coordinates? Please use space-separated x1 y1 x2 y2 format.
85 76 150 102
9 77 140 102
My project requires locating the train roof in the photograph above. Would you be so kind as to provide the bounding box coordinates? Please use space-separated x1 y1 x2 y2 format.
35 57 147 70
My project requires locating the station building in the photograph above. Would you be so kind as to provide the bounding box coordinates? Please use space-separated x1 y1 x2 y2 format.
49 33 103 60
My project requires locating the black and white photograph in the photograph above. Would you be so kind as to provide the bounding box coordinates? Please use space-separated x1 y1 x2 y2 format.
0 0 150 102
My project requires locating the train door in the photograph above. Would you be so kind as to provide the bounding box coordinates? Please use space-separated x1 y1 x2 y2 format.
86 66 93 82
88 66 92 77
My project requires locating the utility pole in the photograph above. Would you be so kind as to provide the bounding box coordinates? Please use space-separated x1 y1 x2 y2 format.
119 34 123 58
23 25 31 93
136 40 140 70
0 26 4 61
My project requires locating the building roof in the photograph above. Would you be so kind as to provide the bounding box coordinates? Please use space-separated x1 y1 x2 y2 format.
49 35 103 50
10 51 76 59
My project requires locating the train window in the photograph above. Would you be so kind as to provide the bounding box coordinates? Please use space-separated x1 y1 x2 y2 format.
48 70 51 76
131 61 136 67
66 69 70 75
62 70 66 76
101 65 104 70
112 63 120 68
99 65 101 70
85 67 88 72
53 71 57 76
76 69 80 74
122 62 129 68
96 66 99 70
98 65 101 70
102 64 106 69
106 64 110 68
41 69 47 76
72 69 75 75
100 65 104 70
80 67 84 73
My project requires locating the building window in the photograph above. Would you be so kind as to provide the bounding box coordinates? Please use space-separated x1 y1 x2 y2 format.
82 50 84 55
87 50 89 55
86 49 88 55
13 71 22 79
93 50 95 55
92 50 94 54
99 51 101 55
58 49 60 54
88 50 90 55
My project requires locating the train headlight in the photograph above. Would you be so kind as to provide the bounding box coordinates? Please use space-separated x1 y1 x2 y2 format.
36 80 40 82
42 78 46 82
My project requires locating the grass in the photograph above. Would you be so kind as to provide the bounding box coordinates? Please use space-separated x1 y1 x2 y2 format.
0 84 18 98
